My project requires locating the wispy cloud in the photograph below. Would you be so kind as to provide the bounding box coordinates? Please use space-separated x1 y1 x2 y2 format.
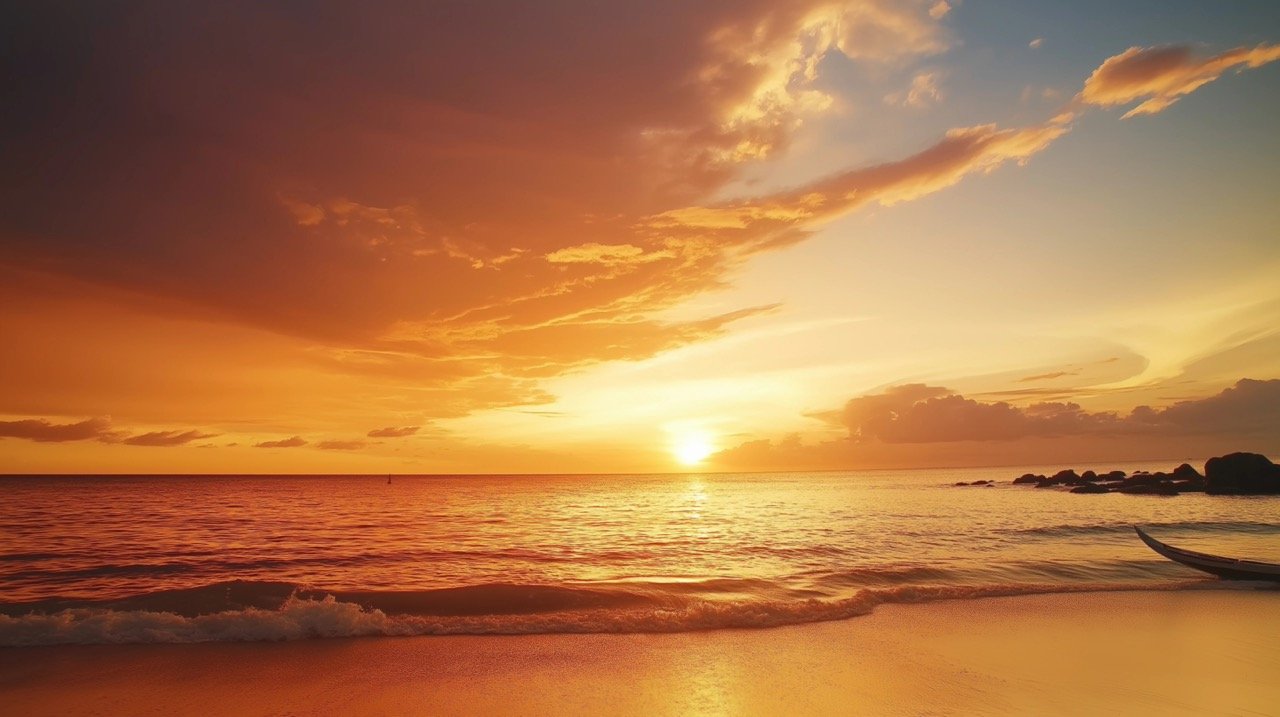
122 430 218 447
254 436 308 449
368 426 420 438
1080 43 1280 118
0 417 117 443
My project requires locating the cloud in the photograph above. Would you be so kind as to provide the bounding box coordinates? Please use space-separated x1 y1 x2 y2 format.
544 243 673 266
5 7 1275 443
1138 378 1280 434
885 72 944 108
1080 43 1280 118
1017 370 1078 383
122 430 218 447
254 436 308 448
716 379 1280 469
838 378 1279 443
0 417 220 447
317 439 365 450
0 417 116 443
368 426 420 438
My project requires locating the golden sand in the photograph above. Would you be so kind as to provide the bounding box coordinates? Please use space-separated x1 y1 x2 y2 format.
2 591 1277 716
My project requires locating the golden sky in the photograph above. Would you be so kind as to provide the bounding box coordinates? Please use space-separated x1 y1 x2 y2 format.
2 1 1278 473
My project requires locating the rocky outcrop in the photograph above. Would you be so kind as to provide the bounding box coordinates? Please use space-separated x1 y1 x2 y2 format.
1009 453 1275 496
1204 453 1280 495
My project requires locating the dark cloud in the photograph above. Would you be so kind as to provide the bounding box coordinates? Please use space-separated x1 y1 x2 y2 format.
716 379 1280 469
122 430 218 447
253 436 307 449
0 417 220 446
1136 378 1280 435
367 426 419 438
0 417 116 443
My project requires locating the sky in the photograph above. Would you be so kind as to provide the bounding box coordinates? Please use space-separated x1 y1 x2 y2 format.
2 1 1278 474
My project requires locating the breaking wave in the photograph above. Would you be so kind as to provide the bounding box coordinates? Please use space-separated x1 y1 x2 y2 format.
0 577 1232 646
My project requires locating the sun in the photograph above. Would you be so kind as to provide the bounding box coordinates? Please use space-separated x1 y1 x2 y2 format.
672 431 716 466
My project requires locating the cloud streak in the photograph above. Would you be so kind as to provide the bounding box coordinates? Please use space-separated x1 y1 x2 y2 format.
1080 43 1280 118
253 436 308 449
122 430 218 447
0 417 116 443
368 426 420 438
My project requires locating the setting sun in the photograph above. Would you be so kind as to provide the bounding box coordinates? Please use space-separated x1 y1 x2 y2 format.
673 432 716 466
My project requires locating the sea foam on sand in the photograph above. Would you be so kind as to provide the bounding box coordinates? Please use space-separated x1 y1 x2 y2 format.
2 590 1277 716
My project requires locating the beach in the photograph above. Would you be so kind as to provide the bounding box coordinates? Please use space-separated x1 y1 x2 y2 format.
4 590 1277 716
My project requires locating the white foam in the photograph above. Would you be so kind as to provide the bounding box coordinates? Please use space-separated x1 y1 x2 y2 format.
0 581 1205 646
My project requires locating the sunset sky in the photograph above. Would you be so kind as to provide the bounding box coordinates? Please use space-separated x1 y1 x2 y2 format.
2 1 1278 473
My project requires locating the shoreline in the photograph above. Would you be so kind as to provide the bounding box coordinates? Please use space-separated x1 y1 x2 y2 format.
3 589 1277 715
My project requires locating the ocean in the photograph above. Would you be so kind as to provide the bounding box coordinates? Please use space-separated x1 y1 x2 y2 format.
2 466 1277 646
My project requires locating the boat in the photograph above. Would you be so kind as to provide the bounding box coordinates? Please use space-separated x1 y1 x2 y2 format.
1135 526 1280 581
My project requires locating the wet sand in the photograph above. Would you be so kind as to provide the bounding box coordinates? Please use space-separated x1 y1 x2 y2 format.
2 590 1277 716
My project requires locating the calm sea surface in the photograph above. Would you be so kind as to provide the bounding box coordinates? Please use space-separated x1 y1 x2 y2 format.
1 467 1277 644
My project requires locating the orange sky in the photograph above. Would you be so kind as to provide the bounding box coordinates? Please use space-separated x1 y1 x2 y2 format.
2 2 1278 473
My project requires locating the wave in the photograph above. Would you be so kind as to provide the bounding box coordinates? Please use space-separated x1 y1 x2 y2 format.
1003 520 1280 538
0 577 1244 647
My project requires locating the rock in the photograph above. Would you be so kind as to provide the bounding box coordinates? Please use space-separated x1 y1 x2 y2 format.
1171 463 1202 481
1070 484 1109 494
1051 469 1080 484
954 481 969 486
1013 473 1042 485
1102 471 1126 481
1034 480 1057 489
1080 470 1098 481
1171 480 1205 493
1122 473 1162 487
974 480 992 485
1204 453 1280 495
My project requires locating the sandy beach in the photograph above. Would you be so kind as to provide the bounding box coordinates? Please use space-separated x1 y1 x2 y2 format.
3 590 1277 716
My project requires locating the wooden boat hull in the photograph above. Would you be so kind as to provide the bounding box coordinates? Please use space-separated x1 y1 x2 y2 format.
1135 527 1280 581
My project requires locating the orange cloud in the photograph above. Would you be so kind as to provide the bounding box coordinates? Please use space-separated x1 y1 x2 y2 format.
122 430 218 447
317 439 366 450
716 379 1280 470
1017 370 1078 383
1080 43 1280 118
0 417 116 443
4 4 1275 472
544 243 673 266
254 436 308 449
368 426 420 438
885 71 945 108
0 416 220 447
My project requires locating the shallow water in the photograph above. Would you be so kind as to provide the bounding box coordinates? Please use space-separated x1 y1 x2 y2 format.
1 466 1277 644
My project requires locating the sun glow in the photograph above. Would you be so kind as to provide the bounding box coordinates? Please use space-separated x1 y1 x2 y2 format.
673 431 716 466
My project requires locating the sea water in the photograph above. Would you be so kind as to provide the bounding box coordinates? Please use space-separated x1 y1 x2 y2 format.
2 466 1277 645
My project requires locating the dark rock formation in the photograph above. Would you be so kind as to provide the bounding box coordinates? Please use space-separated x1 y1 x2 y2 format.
1204 453 1280 495
1171 463 1202 481
1051 469 1079 483
1011 453 1276 497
